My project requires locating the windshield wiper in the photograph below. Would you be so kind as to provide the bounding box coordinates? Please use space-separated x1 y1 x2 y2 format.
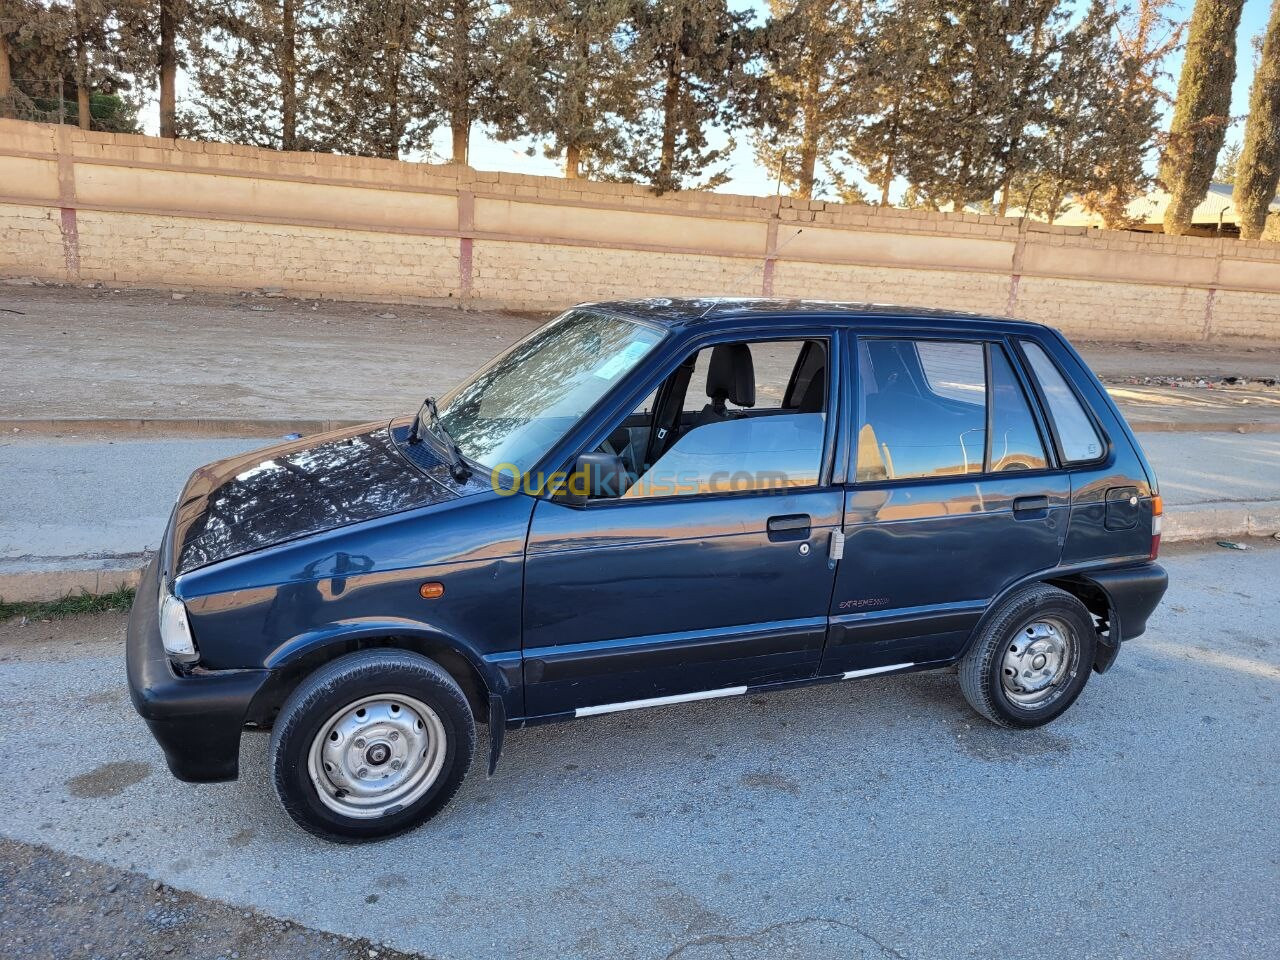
408 396 471 483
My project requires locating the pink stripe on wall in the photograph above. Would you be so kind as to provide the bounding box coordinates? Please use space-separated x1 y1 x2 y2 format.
59 207 80 279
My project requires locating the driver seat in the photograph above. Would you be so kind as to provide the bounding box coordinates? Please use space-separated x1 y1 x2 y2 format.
695 343 755 426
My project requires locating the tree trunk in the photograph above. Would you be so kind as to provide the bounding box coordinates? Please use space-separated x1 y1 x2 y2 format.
74 0 91 129
1233 0 1280 240
448 0 470 164
997 178 1012 218
796 72 821 199
658 59 681 187
451 115 469 165
879 109 898 206
0 33 12 99
159 0 177 138
565 143 581 179
281 0 298 150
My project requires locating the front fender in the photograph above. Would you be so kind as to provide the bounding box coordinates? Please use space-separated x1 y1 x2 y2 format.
259 617 523 721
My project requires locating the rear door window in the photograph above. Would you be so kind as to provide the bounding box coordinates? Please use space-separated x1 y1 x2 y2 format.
1021 341 1103 463
856 339 987 481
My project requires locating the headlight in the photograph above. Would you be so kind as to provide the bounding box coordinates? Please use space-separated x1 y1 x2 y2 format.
158 584 199 664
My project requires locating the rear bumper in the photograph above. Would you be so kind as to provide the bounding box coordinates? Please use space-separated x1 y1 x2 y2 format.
1079 562 1168 672
127 558 270 782
1081 562 1168 644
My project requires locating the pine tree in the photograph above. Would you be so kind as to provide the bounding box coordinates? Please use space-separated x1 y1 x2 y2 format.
1079 0 1181 228
1160 0 1246 235
1 0 66 118
312 0 429 158
65 0 146 129
501 0 638 179
1215 139 1241 182
1035 0 1121 223
183 0 330 150
843 0 942 205
990 0 1067 216
1233 0 1280 239
615 0 758 193
898 0 1057 211
755 0 872 200
420 0 514 165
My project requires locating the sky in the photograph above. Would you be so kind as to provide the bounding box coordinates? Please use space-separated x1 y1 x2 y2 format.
146 0 1275 201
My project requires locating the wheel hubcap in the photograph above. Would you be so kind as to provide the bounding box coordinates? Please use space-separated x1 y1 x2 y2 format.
1001 617 1075 707
307 694 447 819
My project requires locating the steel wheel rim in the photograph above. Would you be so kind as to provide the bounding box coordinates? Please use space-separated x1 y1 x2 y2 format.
307 693 447 819
1000 616 1076 708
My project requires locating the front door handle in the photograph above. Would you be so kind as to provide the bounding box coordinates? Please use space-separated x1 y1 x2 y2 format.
1012 495 1049 518
767 514 811 541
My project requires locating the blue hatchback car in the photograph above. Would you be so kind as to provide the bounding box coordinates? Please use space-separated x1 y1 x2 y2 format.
128 299 1168 841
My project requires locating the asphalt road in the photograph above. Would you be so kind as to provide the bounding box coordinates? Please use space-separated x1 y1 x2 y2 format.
1 544 1278 959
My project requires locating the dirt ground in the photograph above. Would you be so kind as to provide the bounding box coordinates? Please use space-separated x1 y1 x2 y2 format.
1 283 1277 426
0 837 424 960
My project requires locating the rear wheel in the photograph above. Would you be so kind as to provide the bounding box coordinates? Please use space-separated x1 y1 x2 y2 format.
958 584 1096 728
270 649 475 842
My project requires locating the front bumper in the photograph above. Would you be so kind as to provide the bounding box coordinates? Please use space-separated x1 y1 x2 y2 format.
126 558 270 782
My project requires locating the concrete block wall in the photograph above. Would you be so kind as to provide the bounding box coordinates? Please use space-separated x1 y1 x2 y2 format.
2 118 1279 339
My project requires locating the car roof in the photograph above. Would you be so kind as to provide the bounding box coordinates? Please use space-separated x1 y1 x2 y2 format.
585 297 1050 333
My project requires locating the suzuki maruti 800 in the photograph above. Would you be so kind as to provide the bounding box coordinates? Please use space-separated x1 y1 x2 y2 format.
128 299 1168 841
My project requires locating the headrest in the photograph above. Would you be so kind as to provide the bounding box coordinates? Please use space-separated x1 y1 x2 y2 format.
705 343 755 408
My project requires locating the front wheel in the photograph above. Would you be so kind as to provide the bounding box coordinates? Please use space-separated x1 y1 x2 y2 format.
270 649 475 842
958 584 1097 728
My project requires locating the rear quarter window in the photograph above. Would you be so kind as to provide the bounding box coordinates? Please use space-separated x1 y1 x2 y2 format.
1021 341 1104 462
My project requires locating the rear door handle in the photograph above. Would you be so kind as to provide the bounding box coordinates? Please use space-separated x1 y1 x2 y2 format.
1012 495 1049 517
767 514 811 541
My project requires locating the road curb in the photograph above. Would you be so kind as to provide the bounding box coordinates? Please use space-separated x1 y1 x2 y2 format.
3 502 1278 603
0 418 366 439
1162 501 1280 544
0 563 146 603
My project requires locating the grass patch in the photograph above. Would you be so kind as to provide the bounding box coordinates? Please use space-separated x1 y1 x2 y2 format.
0 587 136 622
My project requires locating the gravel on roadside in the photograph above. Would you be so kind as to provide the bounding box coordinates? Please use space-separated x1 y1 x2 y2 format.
0 837 429 960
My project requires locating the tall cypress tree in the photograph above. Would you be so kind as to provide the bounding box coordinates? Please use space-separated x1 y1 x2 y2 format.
1233 0 1280 239
1160 0 1246 235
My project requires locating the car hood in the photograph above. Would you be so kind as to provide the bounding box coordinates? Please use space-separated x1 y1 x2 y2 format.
169 421 469 576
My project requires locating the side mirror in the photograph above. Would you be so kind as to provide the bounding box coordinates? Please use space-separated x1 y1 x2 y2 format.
554 452 628 505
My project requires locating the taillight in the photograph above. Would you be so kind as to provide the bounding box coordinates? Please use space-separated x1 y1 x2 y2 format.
1150 495 1163 559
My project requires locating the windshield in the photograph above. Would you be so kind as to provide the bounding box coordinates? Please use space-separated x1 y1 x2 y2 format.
437 309 664 473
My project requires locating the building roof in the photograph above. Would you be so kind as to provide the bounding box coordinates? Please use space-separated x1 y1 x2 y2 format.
1050 181 1280 230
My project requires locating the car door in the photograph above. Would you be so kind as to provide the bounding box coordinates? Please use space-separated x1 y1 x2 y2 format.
819 331 1070 676
521 332 846 718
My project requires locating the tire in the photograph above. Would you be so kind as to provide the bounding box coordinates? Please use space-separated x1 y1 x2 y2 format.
958 584 1097 729
270 649 475 843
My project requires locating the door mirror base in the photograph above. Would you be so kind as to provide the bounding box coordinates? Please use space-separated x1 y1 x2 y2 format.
553 452 628 506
